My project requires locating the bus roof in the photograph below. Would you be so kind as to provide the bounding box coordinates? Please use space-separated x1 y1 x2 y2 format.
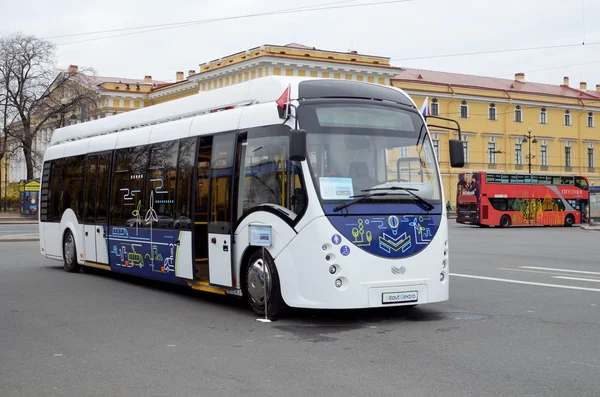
49 76 415 147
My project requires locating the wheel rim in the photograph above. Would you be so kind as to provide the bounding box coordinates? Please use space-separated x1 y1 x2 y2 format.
64 234 74 265
247 258 271 305
566 216 573 225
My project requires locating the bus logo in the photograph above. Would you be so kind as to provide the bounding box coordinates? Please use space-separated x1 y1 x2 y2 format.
391 265 406 275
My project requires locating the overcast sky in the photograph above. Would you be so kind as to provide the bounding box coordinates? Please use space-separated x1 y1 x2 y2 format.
2 0 599 88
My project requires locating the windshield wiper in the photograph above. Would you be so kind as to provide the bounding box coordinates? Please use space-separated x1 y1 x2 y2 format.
333 192 389 212
361 186 435 211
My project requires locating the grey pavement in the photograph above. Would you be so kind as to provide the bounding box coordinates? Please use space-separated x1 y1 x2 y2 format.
1 223 599 397
0 223 39 242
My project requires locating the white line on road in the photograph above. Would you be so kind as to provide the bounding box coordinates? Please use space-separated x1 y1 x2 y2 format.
450 273 600 292
553 276 600 283
0 233 39 238
520 266 600 276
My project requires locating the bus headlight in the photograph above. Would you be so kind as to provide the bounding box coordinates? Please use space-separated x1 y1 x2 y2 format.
335 278 343 288
440 272 445 282
329 265 337 274
442 259 447 268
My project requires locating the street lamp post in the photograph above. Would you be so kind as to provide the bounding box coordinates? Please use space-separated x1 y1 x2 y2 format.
522 128 538 174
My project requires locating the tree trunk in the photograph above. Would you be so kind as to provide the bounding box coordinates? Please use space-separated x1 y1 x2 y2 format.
23 137 34 181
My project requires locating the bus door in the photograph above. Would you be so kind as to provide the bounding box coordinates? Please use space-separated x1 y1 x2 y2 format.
83 151 112 265
206 133 236 287
194 137 211 282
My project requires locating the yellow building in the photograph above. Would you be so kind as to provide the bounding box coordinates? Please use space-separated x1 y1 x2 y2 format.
14 44 600 209
151 43 600 207
391 70 600 205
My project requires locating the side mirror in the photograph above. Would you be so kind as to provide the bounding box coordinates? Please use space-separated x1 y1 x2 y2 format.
289 129 307 161
449 139 465 168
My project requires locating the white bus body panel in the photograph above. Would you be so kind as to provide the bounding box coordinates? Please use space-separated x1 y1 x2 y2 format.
95 226 109 264
273 215 449 309
208 234 233 287
175 231 193 280
84 225 97 262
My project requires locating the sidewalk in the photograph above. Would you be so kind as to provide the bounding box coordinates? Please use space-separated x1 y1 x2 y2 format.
580 224 600 232
0 213 38 224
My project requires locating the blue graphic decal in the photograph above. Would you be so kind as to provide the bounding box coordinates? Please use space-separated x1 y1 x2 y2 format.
340 245 351 256
107 226 188 285
331 234 342 245
328 214 441 259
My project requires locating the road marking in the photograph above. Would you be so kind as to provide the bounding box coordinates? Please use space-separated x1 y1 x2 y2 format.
450 273 600 292
499 267 600 280
553 276 600 283
520 266 600 276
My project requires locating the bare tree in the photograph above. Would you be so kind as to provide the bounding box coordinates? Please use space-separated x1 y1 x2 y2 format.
0 33 98 180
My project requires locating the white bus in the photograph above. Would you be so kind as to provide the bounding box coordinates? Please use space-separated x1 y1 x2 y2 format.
39 76 465 317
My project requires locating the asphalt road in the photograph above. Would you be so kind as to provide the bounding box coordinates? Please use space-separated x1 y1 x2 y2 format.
0 223 39 238
1 223 599 397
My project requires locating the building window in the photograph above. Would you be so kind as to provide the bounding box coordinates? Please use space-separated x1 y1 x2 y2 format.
540 108 547 124
460 100 468 119
588 144 595 168
514 105 522 122
515 139 523 165
565 143 572 168
540 140 548 167
462 136 469 163
431 99 439 116
488 104 497 121
588 112 594 128
432 134 440 162
488 137 496 164
564 110 571 126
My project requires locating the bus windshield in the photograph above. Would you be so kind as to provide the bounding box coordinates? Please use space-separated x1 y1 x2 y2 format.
298 102 442 211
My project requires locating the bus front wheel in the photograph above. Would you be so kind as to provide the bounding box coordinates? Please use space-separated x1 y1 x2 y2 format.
62 229 80 273
244 249 286 319
564 214 575 227
500 215 511 228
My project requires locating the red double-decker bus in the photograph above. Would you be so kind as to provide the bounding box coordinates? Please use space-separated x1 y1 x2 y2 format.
456 171 589 227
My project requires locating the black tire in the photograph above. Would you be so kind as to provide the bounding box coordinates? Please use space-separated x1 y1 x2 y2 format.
564 214 575 227
500 215 511 228
244 249 286 319
62 229 80 273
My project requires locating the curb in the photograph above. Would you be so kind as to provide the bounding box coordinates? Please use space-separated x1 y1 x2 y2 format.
0 238 40 242
0 221 38 224
580 226 600 231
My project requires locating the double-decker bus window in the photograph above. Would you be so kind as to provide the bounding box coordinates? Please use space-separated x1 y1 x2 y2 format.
174 137 197 230
110 145 150 227
561 176 574 185
575 176 589 190
147 140 179 229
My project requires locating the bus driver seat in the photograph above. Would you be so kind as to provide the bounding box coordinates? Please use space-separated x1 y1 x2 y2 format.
349 162 376 192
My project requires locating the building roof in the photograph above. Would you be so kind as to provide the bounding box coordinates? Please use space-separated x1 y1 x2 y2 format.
69 69 167 93
393 67 600 101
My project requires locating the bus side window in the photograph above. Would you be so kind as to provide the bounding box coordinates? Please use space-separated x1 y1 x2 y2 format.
238 125 308 220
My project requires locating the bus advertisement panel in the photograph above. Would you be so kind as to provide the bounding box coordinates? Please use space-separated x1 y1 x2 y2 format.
456 171 589 227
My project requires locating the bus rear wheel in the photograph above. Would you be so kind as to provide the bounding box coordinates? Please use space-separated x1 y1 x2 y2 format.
500 215 511 228
564 214 575 227
62 229 80 273
244 249 286 319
